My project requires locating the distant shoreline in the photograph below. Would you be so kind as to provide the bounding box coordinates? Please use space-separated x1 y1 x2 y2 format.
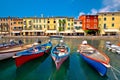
3 36 120 40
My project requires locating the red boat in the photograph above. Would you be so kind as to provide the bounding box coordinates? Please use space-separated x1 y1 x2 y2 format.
13 41 52 67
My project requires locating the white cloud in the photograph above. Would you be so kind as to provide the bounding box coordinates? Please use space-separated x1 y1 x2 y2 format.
99 0 120 12
78 0 120 17
79 12 85 16
91 8 98 15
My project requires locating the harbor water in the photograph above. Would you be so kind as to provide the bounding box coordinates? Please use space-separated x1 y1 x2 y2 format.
0 37 120 80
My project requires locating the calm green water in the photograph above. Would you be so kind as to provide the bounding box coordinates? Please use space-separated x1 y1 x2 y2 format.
0 38 120 80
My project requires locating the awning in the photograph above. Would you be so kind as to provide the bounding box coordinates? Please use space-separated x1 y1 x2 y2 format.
74 30 84 33
22 30 44 32
45 30 57 33
64 30 73 33
104 29 119 32
12 31 21 33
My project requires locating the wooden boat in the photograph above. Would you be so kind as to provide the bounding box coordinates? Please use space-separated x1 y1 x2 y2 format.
49 35 64 39
0 40 24 51
13 41 52 67
105 41 120 54
0 44 34 54
78 40 110 76
51 40 70 70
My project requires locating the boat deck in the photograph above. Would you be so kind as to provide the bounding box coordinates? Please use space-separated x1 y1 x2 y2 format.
0 44 32 53
79 44 106 61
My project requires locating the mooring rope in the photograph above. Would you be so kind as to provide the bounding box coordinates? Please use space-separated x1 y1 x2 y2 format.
110 67 118 80
111 66 120 74
110 65 120 80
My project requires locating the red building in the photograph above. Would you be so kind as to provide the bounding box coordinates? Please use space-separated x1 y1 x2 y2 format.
79 15 98 35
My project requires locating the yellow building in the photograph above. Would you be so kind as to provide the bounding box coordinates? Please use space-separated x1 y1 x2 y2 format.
98 12 120 36
22 17 74 36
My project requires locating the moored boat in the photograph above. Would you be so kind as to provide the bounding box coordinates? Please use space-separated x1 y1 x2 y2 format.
49 35 64 39
0 40 24 51
13 40 52 67
78 40 110 76
51 40 70 70
105 41 120 54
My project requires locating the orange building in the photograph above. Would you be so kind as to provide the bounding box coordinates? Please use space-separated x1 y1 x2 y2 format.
11 18 23 36
79 15 99 35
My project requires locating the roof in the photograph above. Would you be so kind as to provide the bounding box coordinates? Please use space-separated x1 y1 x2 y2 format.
97 11 120 14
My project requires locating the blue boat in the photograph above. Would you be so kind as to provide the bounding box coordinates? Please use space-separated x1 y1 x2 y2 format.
78 40 110 76
51 40 70 70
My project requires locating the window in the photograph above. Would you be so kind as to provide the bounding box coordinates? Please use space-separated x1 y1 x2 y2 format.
39 19 41 23
11 23 12 25
36 19 38 23
104 14 106 16
80 22 82 24
39 25 42 29
48 21 50 23
104 18 106 21
112 17 114 21
14 22 16 24
75 26 81 30
71 23 73 26
44 19 46 23
44 25 45 28
99 18 101 21
33 25 35 28
54 21 56 23
87 24 90 28
112 23 114 27
74 22 77 24
94 19 97 22
68 19 70 21
87 19 90 22
94 24 97 28
104 24 106 29
112 13 114 16
67 27 70 30
18 22 21 24
33 19 35 23
68 23 70 26
47 25 49 30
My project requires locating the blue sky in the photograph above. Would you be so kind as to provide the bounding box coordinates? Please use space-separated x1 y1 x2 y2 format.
0 0 120 18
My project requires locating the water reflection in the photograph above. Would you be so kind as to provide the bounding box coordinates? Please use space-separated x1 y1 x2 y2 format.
15 54 49 80
0 38 120 80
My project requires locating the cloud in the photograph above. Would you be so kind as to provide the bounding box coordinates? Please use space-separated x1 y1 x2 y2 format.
91 8 98 15
79 12 85 16
78 0 120 16
99 0 120 12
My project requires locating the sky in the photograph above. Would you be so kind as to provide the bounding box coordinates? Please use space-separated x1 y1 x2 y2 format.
0 0 120 18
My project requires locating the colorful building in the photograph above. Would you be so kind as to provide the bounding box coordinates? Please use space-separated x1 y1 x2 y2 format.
79 15 99 35
0 17 10 35
11 18 23 36
98 12 120 36
21 17 74 36
74 19 84 36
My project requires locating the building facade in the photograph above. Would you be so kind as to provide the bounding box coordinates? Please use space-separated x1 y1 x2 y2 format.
74 19 84 36
11 18 23 36
0 17 10 35
79 15 99 35
98 12 120 36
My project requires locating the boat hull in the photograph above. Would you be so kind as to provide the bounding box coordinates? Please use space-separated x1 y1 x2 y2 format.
15 52 44 67
80 54 107 76
52 55 68 70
